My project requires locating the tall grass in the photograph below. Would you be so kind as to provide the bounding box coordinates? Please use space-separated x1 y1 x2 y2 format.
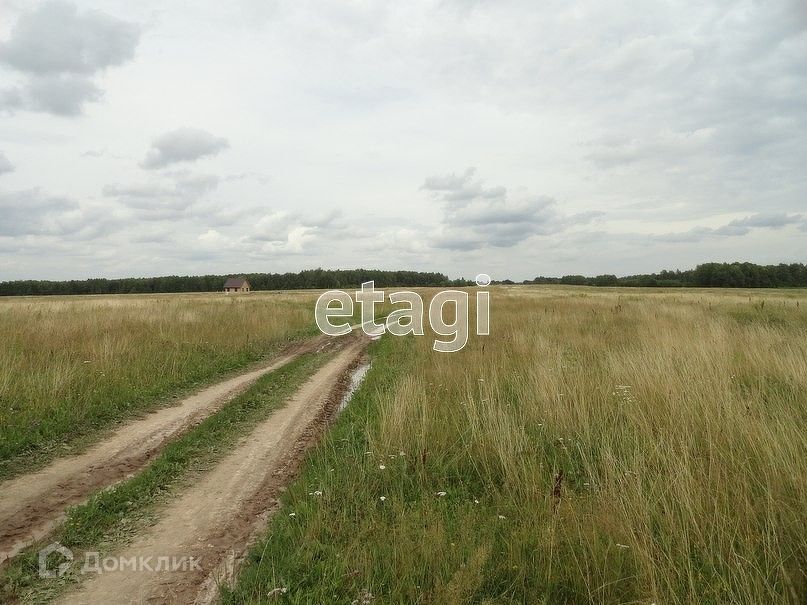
226 286 807 604
0 351 331 604
0 292 318 472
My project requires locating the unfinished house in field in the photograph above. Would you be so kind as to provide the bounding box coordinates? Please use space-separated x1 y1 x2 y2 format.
223 277 251 293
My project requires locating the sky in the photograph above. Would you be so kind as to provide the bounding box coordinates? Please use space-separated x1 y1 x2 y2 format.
0 0 805 282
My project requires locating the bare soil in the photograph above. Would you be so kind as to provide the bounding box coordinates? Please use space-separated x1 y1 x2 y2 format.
56 336 367 604
0 335 336 564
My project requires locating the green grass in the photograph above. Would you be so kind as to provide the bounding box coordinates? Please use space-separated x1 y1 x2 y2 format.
0 350 332 604
223 287 807 604
0 292 320 478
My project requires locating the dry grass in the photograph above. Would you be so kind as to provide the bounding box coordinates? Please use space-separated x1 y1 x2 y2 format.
228 286 807 604
0 291 318 472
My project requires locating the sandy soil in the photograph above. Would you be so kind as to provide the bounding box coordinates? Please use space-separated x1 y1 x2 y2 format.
0 335 336 564
57 337 367 604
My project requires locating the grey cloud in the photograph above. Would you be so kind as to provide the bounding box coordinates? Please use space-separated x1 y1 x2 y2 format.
14 75 102 116
656 213 803 243
81 148 128 160
0 1 139 74
0 189 103 237
725 212 802 229
141 129 230 169
0 153 13 175
0 1 139 116
424 169 593 250
104 173 219 220
421 167 477 192
711 224 750 237
421 167 507 204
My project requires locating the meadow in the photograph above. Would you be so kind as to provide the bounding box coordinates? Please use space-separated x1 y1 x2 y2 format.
0 292 318 476
226 286 807 604
1 286 805 603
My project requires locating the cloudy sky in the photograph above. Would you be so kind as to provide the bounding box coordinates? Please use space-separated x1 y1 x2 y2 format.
0 0 805 281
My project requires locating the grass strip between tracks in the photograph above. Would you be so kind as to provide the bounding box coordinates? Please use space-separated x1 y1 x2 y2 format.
0 349 333 603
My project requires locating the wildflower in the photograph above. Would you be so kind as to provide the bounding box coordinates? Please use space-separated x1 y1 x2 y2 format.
288 512 296 517
352 588 374 605
498 514 506 519
474 499 480 504
378 464 386 470
379 496 386 501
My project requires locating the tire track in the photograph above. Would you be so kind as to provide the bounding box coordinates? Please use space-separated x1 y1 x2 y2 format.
57 337 368 604
0 334 339 564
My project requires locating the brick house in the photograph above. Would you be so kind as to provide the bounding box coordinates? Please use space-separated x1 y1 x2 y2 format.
223 277 251 293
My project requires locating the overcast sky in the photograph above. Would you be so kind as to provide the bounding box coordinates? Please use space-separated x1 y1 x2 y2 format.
0 0 805 281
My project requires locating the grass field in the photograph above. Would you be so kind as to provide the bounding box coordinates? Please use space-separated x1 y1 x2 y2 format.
0 351 332 603
0 292 318 476
1 286 805 603
225 286 807 604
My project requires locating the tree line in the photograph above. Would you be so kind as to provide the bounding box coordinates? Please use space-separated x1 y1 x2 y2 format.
522 262 807 288
2 262 805 296
0 269 472 297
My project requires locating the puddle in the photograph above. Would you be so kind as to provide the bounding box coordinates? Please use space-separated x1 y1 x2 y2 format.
338 362 371 412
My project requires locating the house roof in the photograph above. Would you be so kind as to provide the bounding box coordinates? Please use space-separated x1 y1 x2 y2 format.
224 278 249 288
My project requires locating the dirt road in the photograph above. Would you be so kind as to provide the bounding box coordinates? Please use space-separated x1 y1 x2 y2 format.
0 335 336 564
57 337 367 604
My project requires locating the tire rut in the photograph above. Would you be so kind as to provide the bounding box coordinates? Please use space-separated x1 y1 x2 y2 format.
0 334 338 564
56 337 368 604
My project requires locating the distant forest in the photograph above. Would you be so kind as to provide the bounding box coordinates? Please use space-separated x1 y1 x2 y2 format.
1 262 805 296
0 269 470 296
519 262 807 288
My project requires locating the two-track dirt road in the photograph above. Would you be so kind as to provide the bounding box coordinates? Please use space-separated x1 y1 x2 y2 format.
0 334 337 564
57 336 368 604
